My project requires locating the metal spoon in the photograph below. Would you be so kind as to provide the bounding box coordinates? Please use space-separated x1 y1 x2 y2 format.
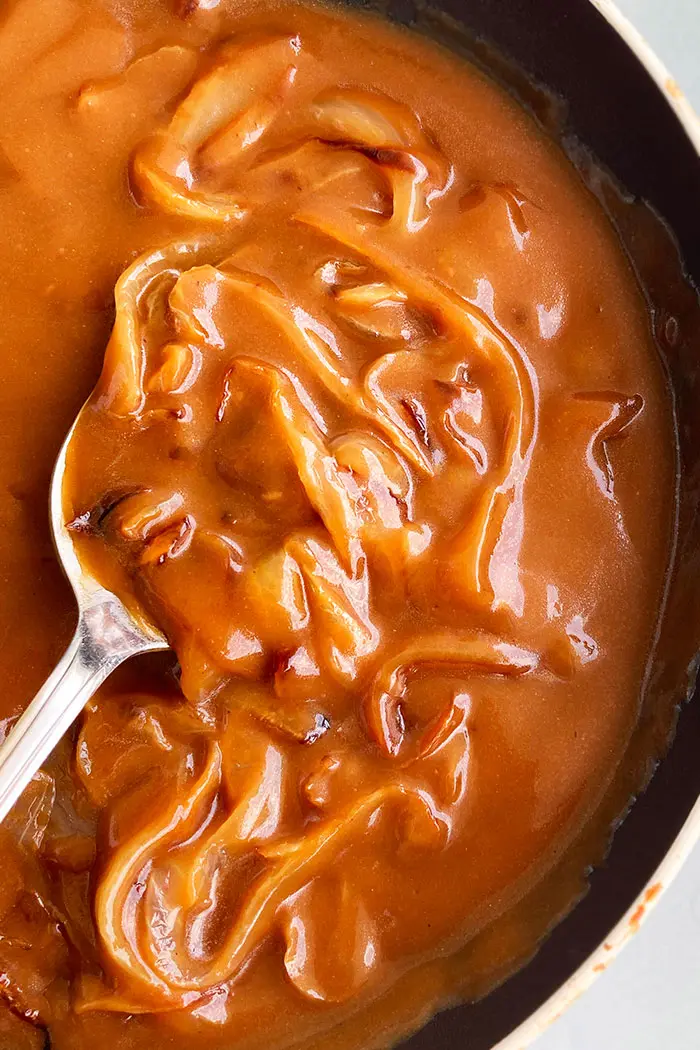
0 412 168 823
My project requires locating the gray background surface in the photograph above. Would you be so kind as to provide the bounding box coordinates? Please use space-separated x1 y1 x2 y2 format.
534 2 700 1048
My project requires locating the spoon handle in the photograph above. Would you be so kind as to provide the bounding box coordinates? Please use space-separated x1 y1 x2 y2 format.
0 591 166 824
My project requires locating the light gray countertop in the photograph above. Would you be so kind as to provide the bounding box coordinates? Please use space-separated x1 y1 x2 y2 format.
534 2 700 1048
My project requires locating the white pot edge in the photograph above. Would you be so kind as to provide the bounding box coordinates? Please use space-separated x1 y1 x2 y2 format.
495 795 700 1050
589 0 700 152
494 4 700 1048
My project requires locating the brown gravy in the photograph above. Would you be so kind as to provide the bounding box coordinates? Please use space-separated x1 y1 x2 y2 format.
0 1 679 1048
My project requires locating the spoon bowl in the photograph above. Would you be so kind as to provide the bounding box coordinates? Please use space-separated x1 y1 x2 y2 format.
0 406 168 824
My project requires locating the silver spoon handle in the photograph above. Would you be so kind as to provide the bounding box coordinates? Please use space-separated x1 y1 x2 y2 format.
0 591 166 824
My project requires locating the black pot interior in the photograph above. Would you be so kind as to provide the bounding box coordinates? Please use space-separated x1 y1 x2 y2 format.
332 1 700 1047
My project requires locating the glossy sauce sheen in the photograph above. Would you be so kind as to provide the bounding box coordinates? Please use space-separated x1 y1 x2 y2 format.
0 1 677 1048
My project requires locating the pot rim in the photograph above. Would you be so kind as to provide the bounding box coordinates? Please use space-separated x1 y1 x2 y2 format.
495 4 700 1048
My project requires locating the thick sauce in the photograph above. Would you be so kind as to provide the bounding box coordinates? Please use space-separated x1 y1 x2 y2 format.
0 1 677 1048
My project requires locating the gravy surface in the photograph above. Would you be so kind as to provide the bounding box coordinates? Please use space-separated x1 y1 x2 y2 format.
0 1 677 1048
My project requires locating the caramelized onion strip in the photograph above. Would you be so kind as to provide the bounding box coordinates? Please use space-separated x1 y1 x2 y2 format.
96 242 212 418
296 210 538 604
133 36 300 222
89 744 222 1009
310 89 452 232
366 633 538 757
229 357 360 565
217 263 432 471
85 766 438 1012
